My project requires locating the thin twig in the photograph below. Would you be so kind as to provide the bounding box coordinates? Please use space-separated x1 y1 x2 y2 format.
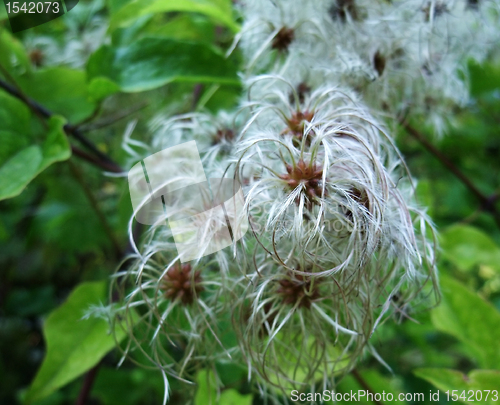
71 145 123 174
73 104 103 128
0 77 122 173
192 83 204 110
68 160 122 258
68 123 122 171
402 122 486 203
401 121 500 227
75 363 101 405
351 369 385 405
0 70 52 124
79 102 149 132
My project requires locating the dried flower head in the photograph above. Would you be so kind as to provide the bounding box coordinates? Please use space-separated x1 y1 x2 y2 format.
276 271 321 309
279 159 325 210
227 78 438 395
110 252 236 401
329 0 360 22
29 49 44 67
271 26 296 52
282 110 315 145
160 262 204 305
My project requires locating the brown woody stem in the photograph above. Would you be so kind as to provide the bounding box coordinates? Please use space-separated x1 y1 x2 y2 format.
75 363 101 405
401 122 500 228
0 77 122 173
351 369 385 405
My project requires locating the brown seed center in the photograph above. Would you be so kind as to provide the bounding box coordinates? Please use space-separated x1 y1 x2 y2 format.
276 272 321 309
279 159 325 209
272 27 295 52
160 263 203 305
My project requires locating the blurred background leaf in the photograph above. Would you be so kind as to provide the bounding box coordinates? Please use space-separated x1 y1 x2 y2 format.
0 116 70 201
24 281 126 404
87 37 240 92
431 276 500 370
414 369 500 405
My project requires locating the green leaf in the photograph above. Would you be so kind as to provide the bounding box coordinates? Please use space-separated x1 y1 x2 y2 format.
18 390 67 405
92 367 165 405
415 180 434 218
0 91 32 163
333 369 407 404
0 28 31 76
24 282 125 404
0 116 71 201
32 197 110 254
469 60 500 96
39 116 72 171
202 83 243 112
144 14 215 43
0 146 43 201
0 5 7 21
108 0 134 14
215 361 247 388
194 369 252 405
87 76 121 103
111 14 154 46
440 225 500 273
0 91 31 134
431 276 500 369
15 67 97 123
414 368 500 404
87 37 239 92
109 0 239 33
218 389 253 405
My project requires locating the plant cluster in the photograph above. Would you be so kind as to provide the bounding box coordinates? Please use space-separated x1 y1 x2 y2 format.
2 0 500 404
104 0 500 402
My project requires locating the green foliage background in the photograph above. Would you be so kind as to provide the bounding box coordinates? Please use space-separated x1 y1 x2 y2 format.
0 0 500 404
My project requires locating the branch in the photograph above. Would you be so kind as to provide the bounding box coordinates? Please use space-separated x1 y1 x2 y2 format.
78 102 149 132
0 71 52 121
401 121 500 226
402 122 486 203
0 77 122 173
75 363 101 405
191 83 204 110
351 369 385 405
68 161 123 258
71 145 123 173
